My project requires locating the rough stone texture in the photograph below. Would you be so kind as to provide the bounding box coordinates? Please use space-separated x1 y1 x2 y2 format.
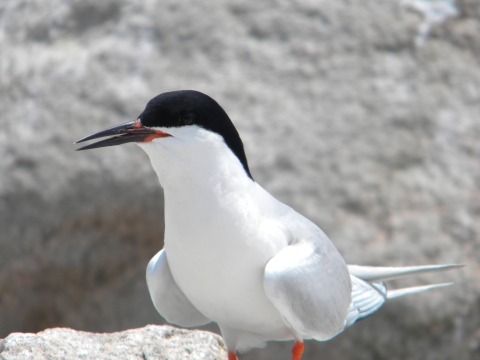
0 326 227 360
0 0 479 359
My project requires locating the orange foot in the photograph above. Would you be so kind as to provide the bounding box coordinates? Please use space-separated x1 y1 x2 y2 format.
292 341 304 360
228 351 238 360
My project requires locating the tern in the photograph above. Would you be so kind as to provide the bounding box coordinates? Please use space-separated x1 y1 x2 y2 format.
76 90 462 360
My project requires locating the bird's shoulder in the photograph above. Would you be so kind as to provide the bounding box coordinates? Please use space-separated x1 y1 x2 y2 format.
252 184 336 252
252 183 332 248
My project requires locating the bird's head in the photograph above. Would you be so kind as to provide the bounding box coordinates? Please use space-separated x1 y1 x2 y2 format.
76 90 252 179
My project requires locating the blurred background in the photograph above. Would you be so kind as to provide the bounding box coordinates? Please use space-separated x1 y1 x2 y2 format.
0 0 479 359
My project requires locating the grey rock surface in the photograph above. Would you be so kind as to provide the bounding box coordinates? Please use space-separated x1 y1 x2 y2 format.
0 0 479 359
0 325 226 360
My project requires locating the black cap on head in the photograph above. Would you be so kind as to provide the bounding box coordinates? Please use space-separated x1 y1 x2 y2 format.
139 90 253 180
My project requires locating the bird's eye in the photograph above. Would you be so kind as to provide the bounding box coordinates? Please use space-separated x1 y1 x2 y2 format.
180 112 196 125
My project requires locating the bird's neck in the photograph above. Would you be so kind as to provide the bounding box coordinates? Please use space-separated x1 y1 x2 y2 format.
139 133 260 257
138 133 255 209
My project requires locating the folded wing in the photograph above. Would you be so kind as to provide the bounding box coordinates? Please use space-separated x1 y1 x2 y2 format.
264 240 352 341
146 249 211 327
344 276 386 328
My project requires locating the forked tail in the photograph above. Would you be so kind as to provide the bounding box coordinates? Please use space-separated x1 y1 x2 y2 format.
343 264 464 328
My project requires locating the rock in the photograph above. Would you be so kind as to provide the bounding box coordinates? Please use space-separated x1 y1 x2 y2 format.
0 0 479 359
0 326 227 360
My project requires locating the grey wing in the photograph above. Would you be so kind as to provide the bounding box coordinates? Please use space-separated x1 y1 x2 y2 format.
343 275 386 329
146 249 211 327
264 239 352 341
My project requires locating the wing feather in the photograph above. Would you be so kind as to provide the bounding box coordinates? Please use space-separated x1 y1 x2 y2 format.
146 249 211 327
264 240 351 341
344 276 386 328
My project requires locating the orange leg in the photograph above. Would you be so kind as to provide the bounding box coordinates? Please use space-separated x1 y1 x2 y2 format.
228 351 238 360
292 341 304 360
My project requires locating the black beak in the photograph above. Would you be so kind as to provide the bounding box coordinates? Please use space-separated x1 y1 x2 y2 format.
75 119 171 151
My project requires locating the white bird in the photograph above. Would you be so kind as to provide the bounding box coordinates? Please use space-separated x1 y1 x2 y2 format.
76 90 463 360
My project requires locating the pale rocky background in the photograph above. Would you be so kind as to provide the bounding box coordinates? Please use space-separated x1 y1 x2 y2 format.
0 326 227 359
0 0 479 359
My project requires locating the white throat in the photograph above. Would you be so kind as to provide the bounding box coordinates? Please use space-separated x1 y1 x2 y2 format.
137 125 258 251
137 125 252 194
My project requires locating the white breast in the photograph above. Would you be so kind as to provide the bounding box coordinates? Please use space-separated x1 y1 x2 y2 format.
137 126 292 335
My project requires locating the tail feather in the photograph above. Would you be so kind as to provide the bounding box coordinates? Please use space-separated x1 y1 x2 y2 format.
386 282 453 299
343 264 463 329
348 264 464 282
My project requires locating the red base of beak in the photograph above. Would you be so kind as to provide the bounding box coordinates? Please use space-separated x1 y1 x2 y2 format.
75 119 171 151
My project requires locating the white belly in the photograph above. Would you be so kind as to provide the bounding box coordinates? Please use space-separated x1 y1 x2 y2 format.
164 199 290 335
